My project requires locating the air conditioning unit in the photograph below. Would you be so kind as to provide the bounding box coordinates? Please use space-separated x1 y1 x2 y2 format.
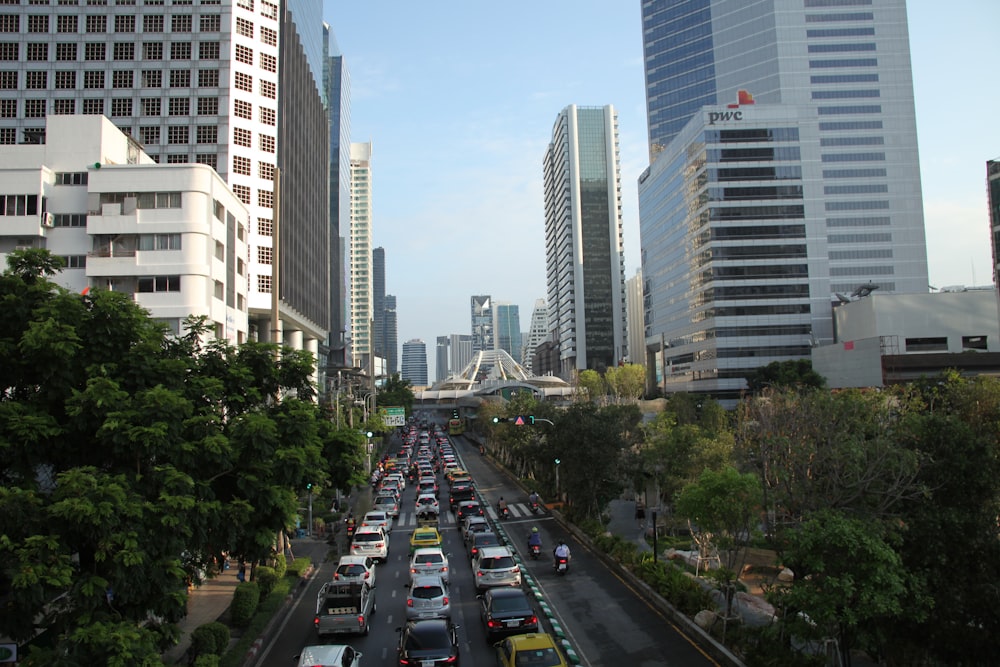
41 212 54 227
14 245 32 251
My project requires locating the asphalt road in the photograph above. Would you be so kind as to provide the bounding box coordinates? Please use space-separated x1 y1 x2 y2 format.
255 430 720 667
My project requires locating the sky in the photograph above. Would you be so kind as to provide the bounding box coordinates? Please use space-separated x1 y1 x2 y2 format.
322 0 1000 381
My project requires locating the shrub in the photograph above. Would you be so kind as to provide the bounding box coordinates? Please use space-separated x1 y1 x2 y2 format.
230 581 260 628
204 621 230 654
286 557 312 578
255 566 278 597
194 655 220 667
271 552 287 578
190 625 217 657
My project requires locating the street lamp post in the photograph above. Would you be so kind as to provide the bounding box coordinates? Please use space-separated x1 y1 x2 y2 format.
554 458 561 500
306 483 313 538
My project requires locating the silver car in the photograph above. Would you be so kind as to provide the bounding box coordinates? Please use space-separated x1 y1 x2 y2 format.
409 547 450 584
472 546 522 592
406 574 451 620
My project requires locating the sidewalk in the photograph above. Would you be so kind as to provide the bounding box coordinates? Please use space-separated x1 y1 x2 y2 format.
606 498 652 553
162 562 241 665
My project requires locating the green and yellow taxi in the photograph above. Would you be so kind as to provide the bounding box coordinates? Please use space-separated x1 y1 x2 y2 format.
494 633 569 667
409 526 443 554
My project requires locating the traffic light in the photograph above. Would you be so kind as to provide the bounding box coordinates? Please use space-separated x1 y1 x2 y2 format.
493 415 535 425
306 482 312 490
452 409 460 419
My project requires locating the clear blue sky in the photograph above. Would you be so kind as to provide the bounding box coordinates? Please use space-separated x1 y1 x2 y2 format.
323 0 999 380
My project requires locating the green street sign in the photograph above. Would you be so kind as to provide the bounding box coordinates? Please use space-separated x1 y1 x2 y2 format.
380 406 406 426
0 644 17 662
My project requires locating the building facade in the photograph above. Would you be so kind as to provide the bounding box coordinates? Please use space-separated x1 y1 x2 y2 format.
372 245 386 373
543 104 627 378
470 295 493 353
988 159 1000 329
435 335 449 383
625 268 644 368
384 293 397 375
401 338 428 387
449 333 473 379
494 302 521 362
520 298 549 372
0 0 333 369
639 0 929 401
349 141 372 369
1 115 248 341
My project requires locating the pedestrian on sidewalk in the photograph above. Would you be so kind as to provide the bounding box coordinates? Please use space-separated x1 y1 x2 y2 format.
236 561 246 583
635 501 646 528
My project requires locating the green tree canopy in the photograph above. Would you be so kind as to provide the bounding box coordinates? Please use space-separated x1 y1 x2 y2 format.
744 359 826 394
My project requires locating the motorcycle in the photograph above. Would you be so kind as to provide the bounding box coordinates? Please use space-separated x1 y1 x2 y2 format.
529 543 541 560
499 506 510 520
529 500 539 514
553 555 569 575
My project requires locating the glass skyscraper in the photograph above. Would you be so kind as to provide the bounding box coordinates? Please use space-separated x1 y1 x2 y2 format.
638 0 929 401
494 302 522 362
401 339 428 387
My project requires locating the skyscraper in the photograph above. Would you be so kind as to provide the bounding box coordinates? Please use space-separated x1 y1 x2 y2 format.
470 295 493 353
372 246 386 371
349 142 373 369
325 28 351 372
449 334 473 378
543 104 627 378
625 269 645 368
494 302 522 361
435 336 450 383
638 0 929 401
401 339 428 387
989 159 1000 330
0 0 333 365
384 294 398 376
521 299 549 372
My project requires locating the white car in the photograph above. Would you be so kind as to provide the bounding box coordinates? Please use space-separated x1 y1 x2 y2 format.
410 547 450 584
386 471 406 491
333 555 377 588
296 645 361 667
350 526 388 562
415 493 440 518
361 510 393 534
372 494 400 518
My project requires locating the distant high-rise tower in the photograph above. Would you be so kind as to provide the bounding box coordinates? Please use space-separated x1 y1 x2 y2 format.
349 142 373 369
543 105 627 377
435 336 450 383
373 247 387 372
471 296 493 353
401 339 428 387
988 159 1000 328
625 269 644 368
521 299 549 372
494 303 522 361
639 0 929 401
449 334 473 377
384 295 398 375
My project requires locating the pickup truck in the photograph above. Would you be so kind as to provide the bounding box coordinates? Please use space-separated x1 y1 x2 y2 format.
314 582 376 637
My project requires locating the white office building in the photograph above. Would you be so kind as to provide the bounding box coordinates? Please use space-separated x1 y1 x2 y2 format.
0 115 248 341
520 299 549 372
349 141 373 370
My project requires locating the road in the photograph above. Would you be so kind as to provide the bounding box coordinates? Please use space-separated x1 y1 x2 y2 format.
255 429 719 667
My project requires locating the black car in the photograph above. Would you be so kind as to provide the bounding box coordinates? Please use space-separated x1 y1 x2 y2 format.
396 619 459 666
468 531 502 561
455 500 484 524
479 588 539 641
449 482 475 509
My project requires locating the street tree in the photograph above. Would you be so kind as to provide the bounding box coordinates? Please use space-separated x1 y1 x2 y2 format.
744 359 826 394
574 369 605 404
376 373 414 416
605 364 645 404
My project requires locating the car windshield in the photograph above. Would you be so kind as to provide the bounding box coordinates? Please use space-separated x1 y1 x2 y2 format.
481 556 515 569
411 585 444 599
337 564 366 576
405 627 450 650
514 647 563 667
418 497 435 505
353 533 381 543
491 596 529 612
374 498 395 506
476 536 499 547
414 553 442 564
414 531 436 541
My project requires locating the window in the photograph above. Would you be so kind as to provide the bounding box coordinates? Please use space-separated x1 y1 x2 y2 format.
53 213 87 227
138 233 181 250
258 161 273 180
137 276 181 292
56 42 77 60
119 191 181 208
0 43 16 60
164 154 186 163
819 120 883 131
84 42 105 60
824 184 888 195
169 70 190 87
171 15 191 31
198 69 219 86
168 97 189 115
259 79 275 99
823 168 887 178
82 98 104 114
234 71 252 92
110 97 132 116
0 127 14 144
257 217 272 235
57 15 78 32
259 52 275 72
809 58 877 68
114 14 134 31
257 247 271 264
905 337 947 353
143 15 163 31
113 42 135 59
198 41 219 59
818 105 882 115
233 127 251 147
54 70 76 88
170 42 191 59
232 184 250 204
141 70 161 87
260 0 277 19
821 152 885 162
0 70 12 88
963 336 988 351
0 194 40 215
260 26 276 46
167 126 188 144
199 14 220 31
258 188 272 208
236 17 252 37
141 97 161 115
236 0 252 9
0 98 15 116
83 70 104 87
259 106 275 125
85 14 106 32
813 89 880 99
196 125 216 143
55 171 88 184
259 134 274 152
820 136 884 147
59 255 87 269
25 71 48 89
139 126 159 143
196 97 217 114
808 42 876 53
26 43 49 60
235 43 252 64
233 155 250 175
195 153 216 168
112 70 133 87
26 15 46 32
234 99 252 119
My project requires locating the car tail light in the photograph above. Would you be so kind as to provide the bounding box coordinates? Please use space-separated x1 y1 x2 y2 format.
363 572 370 579
477 571 484 577
471 548 478 556
376 543 384 548
333 573 340 580
529 615 538 625
512 566 520 573
357 614 365 626
442 596 449 605
313 615 319 627
407 599 413 607
441 566 448 572
487 619 497 628
444 656 457 664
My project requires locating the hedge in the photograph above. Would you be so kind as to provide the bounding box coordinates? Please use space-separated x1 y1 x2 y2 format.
255 566 278 597
285 557 312 578
271 552 287 578
230 581 260 628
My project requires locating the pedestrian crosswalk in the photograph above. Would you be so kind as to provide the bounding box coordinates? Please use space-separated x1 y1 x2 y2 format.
393 503 541 528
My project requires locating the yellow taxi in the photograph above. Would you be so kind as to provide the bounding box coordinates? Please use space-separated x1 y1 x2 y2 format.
446 469 471 485
494 633 568 667
409 526 443 554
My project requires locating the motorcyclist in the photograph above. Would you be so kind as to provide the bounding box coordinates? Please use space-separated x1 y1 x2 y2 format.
497 497 508 514
553 540 571 560
528 526 542 549
528 490 539 506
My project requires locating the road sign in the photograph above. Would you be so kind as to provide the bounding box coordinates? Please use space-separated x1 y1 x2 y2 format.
0 644 17 662
380 406 406 426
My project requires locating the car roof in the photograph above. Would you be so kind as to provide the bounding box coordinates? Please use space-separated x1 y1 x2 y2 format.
508 633 559 650
354 526 384 535
364 511 387 518
337 555 371 566
409 573 446 587
406 618 450 635
478 546 512 557
487 587 529 601
474 531 499 542
298 644 351 664
411 547 445 557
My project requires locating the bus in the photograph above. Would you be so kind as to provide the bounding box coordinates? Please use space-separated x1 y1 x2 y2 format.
448 417 464 436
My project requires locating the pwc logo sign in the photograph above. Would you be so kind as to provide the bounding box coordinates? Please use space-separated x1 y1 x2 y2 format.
708 89 755 125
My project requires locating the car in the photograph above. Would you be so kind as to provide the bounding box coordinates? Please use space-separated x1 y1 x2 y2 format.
362 510 393 534
468 531 503 561
295 644 362 667
472 546 521 592
479 587 539 641
456 500 484 524
333 555 377 588
409 547 450 584
449 482 475 509
417 479 438 496
373 494 400 518
377 484 402 502
350 526 388 562
415 493 440 518
461 515 489 541
405 574 452 620
494 633 568 667
386 471 406 491
396 619 460 666
314 581 376 637
409 526 443 554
